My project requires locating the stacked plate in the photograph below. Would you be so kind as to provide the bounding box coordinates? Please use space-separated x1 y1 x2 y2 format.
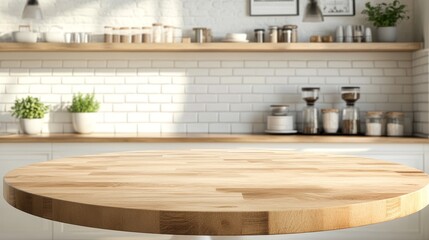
222 33 249 43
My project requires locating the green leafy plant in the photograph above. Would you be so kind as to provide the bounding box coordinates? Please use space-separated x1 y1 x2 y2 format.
68 93 100 113
361 0 409 27
11 96 49 119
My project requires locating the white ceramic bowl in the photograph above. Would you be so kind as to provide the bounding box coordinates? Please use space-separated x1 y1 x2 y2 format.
225 33 247 41
12 31 38 43
44 32 65 43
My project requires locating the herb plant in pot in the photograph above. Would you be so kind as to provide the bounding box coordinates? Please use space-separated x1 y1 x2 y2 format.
361 0 409 42
11 96 49 135
68 93 100 134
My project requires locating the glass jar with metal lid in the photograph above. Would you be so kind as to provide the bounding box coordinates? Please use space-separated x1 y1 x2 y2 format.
152 23 163 43
254 29 265 43
365 112 385 136
269 26 278 43
386 112 405 137
283 25 298 43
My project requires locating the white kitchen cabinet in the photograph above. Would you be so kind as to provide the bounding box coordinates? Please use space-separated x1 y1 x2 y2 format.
0 144 53 240
1 142 429 240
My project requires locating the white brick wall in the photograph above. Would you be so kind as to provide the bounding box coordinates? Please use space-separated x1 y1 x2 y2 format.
0 52 416 134
0 0 416 42
413 50 429 137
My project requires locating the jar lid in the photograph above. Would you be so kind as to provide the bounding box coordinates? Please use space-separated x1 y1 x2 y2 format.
142 26 152 29
302 87 320 91
283 25 298 29
193 27 207 30
132 27 141 29
386 112 404 118
254 29 265 32
270 104 289 108
366 111 384 117
322 108 339 113
269 26 279 30
341 86 360 91
164 25 174 28
120 27 130 30
104 26 113 28
153 23 163 26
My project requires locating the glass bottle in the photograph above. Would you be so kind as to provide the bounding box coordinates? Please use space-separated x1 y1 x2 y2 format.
301 87 320 134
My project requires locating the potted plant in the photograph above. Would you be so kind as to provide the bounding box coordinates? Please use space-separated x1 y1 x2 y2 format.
361 0 409 42
11 96 49 135
68 93 100 134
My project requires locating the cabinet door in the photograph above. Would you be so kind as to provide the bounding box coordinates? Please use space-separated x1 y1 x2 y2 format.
0 144 53 240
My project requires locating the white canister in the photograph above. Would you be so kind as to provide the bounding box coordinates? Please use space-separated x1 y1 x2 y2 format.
267 116 294 131
322 109 339 134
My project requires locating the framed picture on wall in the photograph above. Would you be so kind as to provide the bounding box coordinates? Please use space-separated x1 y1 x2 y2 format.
320 0 355 16
250 0 299 16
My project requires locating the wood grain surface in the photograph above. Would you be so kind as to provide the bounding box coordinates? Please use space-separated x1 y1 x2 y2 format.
4 149 429 236
0 42 422 52
0 133 428 144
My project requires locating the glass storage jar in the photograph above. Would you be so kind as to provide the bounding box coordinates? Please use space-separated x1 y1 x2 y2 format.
120 27 130 43
365 112 385 136
386 112 404 137
269 26 278 43
164 25 175 43
131 27 142 43
322 109 339 134
104 26 113 43
342 106 360 135
142 27 152 43
152 23 163 43
112 27 120 43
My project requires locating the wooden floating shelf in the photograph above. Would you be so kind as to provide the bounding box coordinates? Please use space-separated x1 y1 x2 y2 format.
0 42 422 52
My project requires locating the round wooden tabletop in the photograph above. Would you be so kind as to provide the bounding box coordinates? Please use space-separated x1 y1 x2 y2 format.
4 149 429 236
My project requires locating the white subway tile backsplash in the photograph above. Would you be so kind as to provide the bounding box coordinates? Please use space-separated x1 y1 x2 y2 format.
129 60 151 68
209 123 231 133
153 61 174 68
162 85 185 94
0 52 420 134
187 123 209 133
21 61 42 68
107 60 128 68
149 95 171 103
218 94 241 103
138 85 161 94
64 60 87 68
196 94 218 103
18 77 40 84
222 61 244 68
199 61 221 68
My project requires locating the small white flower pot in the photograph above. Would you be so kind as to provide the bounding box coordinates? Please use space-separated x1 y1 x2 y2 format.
72 112 97 134
377 27 397 42
20 118 43 135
